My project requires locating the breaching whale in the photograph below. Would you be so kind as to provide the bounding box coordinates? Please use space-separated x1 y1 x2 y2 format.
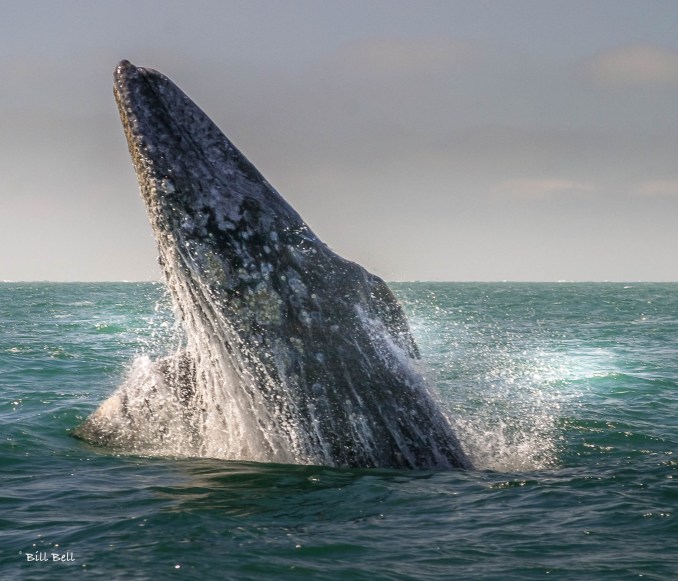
74 60 470 470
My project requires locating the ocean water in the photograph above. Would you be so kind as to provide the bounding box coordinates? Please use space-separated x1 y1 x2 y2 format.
1 281 677 580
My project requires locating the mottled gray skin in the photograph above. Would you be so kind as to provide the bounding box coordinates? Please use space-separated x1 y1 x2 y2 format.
106 60 470 469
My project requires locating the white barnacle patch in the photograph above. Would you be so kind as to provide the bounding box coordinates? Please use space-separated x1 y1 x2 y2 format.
199 247 230 285
161 177 176 194
270 231 278 242
298 309 312 326
260 262 273 278
250 282 282 325
287 276 308 298
180 215 195 234
224 201 243 223
193 210 209 234
315 353 325 364
214 213 231 232
208 184 222 200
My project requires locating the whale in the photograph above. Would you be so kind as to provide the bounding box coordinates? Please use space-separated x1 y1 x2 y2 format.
74 60 470 470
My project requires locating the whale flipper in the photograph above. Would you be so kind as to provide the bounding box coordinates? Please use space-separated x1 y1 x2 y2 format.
75 60 470 470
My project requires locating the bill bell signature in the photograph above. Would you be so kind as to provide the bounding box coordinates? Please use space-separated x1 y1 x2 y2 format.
23 551 75 563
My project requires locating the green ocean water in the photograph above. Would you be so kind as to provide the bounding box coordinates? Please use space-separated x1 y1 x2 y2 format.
1 282 677 580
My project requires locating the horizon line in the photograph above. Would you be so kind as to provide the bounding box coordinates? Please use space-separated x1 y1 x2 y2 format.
2 279 678 284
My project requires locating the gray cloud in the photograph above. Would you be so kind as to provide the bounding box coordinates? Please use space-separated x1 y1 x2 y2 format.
583 44 678 86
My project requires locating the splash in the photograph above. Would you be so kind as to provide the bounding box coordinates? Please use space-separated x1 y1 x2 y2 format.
445 352 582 472
396 285 582 472
76 354 201 457
78 273 310 464
76 270 466 469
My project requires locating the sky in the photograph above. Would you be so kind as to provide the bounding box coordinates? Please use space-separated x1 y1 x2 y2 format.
2 0 678 282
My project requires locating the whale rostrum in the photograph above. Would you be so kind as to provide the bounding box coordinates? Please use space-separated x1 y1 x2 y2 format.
74 60 471 470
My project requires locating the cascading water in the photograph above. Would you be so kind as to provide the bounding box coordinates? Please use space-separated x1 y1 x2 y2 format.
159 254 311 464
75 258 457 467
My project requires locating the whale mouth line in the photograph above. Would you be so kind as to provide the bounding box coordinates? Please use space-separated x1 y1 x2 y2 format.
73 59 472 471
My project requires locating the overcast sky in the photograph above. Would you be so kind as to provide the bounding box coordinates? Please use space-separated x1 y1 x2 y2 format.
2 0 678 281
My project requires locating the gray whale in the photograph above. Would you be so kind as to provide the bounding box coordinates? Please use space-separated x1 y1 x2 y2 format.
75 60 470 470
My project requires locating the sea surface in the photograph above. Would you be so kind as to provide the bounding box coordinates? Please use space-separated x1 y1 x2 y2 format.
1 282 677 580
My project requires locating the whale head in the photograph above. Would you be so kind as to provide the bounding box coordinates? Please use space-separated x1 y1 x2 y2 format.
114 60 311 297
